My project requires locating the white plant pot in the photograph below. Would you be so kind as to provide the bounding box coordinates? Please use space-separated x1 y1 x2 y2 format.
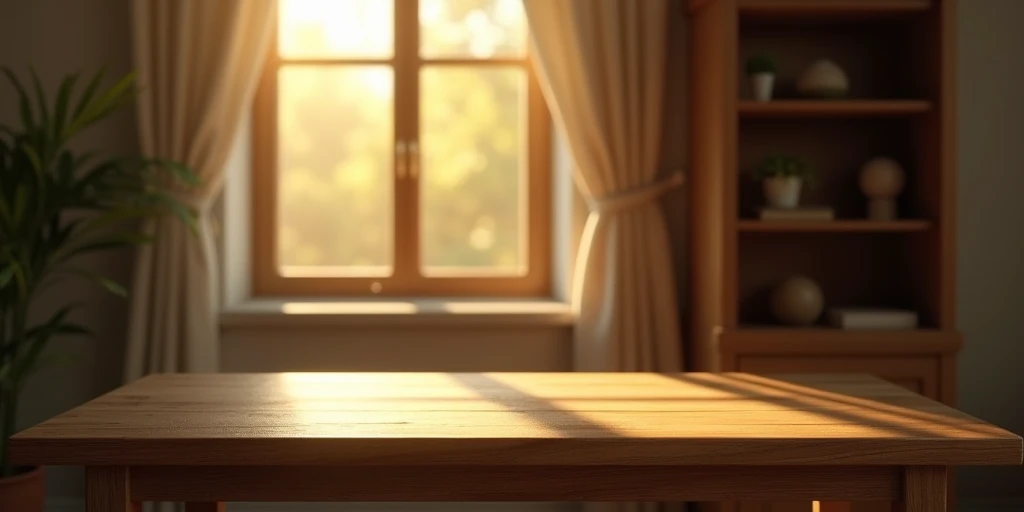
763 176 802 209
750 73 775 102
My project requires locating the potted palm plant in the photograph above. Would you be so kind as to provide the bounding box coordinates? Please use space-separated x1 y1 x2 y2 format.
0 67 197 511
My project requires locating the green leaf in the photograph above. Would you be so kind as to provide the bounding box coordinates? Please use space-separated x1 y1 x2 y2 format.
81 206 162 232
2 67 35 130
66 268 127 297
62 232 154 260
10 304 80 383
91 71 136 114
0 254 26 299
56 150 75 185
153 159 201 186
0 194 13 230
52 72 79 144
11 184 28 225
68 72 136 136
56 323 94 337
69 68 105 128
20 143 43 175
74 158 123 193
0 265 13 289
28 67 50 136
44 219 82 255
150 192 198 233
21 353 80 381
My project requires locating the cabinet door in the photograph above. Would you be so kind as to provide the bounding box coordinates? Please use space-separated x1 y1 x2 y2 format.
736 356 940 400
731 355 941 512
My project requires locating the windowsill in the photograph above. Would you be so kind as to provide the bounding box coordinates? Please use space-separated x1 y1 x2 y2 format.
220 298 575 327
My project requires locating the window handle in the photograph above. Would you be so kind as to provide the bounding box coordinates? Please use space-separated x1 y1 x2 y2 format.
408 141 420 180
396 141 407 179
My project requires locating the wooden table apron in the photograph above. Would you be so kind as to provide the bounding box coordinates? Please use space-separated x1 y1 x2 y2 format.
10 372 1022 511
91 463 937 505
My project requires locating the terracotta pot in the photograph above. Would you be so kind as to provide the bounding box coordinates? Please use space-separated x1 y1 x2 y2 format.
0 466 45 512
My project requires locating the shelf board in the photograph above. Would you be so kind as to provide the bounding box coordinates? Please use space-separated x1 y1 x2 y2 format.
738 100 932 118
721 327 961 355
737 219 932 233
739 0 931 22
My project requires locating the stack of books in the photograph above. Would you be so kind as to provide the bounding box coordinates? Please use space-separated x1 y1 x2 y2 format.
827 308 919 329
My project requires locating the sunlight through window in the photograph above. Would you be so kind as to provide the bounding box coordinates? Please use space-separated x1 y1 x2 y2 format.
255 0 550 296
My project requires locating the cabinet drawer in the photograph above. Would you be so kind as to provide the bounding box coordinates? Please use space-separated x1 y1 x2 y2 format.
736 355 940 399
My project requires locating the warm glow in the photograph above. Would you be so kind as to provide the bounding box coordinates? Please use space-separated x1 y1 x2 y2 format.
279 0 394 58
275 0 533 276
280 302 418 315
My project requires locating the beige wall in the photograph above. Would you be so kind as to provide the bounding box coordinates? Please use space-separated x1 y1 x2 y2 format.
953 0 1024 498
2 0 1022 506
0 0 136 500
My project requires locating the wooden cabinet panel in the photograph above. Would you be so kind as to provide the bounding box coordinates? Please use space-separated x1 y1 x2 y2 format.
731 355 941 512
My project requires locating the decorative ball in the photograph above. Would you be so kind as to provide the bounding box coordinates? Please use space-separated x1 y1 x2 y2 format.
859 157 906 199
796 59 849 98
770 275 824 326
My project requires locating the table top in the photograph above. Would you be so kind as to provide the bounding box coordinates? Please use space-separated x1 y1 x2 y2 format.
11 372 1022 467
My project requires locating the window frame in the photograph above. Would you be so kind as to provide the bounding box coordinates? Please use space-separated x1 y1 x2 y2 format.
251 1 552 297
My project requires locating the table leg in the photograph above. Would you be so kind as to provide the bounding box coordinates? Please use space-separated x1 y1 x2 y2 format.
895 466 947 512
86 467 139 512
186 503 226 512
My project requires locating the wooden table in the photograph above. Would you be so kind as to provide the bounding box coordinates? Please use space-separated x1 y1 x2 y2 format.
10 372 1023 511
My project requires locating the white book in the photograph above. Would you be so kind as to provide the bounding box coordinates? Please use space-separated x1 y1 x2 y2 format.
828 308 919 329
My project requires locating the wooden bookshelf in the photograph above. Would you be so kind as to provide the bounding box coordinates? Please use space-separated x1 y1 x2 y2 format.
689 1 956 511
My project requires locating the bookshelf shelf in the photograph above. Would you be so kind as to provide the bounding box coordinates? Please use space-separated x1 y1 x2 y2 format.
737 219 932 232
722 327 961 355
738 100 932 118
738 0 931 22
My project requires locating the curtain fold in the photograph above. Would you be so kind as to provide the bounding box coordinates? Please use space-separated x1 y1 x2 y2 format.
522 0 684 506
126 0 275 377
522 0 682 371
128 3 274 509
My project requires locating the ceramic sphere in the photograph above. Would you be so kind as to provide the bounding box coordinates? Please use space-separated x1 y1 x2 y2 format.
796 59 849 98
859 157 906 199
770 275 824 326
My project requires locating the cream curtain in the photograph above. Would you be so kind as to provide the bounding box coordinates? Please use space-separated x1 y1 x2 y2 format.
522 2 683 511
522 0 683 373
126 0 275 380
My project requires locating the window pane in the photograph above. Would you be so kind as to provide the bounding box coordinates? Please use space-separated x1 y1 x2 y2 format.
277 66 394 276
280 0 393 59
420 0 527 58
420 66 526 275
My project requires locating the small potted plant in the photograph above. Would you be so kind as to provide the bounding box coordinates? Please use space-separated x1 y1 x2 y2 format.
752 155 813 209
746 54 777 102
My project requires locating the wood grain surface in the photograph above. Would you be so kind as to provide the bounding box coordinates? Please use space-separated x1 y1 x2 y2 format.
11 373 1022 467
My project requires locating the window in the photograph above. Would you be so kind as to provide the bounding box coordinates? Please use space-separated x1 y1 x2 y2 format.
252 0 551 297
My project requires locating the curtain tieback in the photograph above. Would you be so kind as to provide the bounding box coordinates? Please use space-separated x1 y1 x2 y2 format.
592 171 685 214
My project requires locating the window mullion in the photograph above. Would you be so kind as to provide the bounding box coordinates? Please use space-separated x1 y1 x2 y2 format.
391 0 421 291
